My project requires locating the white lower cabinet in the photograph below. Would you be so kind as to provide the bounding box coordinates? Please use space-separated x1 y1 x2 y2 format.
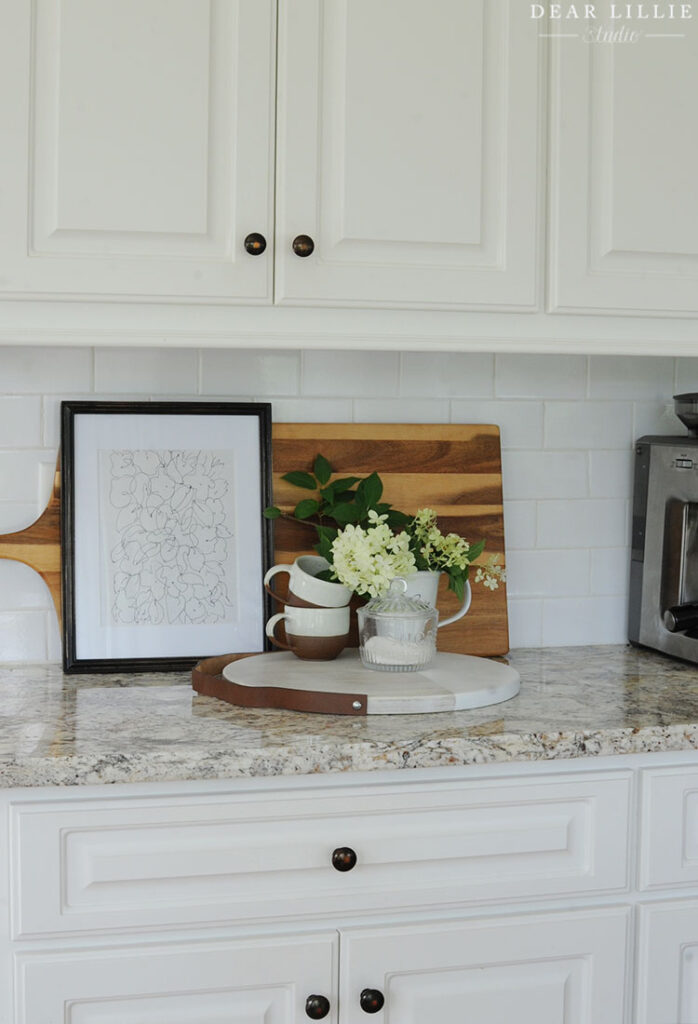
636 901 698 1024
340 908 630 1024
8 753 698 1024
16 933 339 1024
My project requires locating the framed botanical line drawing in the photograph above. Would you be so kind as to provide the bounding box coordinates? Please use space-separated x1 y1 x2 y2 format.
61 401 273 673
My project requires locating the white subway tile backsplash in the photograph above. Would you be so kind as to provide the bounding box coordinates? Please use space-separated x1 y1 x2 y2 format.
302 350 399 397
633 400 681 439
354 398 449 423
589 451 634 499
0 397 42 448
507 599 543 647
674 358 698 394
451 400 543 449
506 549 590 598
201 349 300 396
544 401 633 450
0 347 92 394
268 398 353 422
542 596 626 645
589 356 674 399
591 548 630 596
95 348 198 394
503 501 537 550
0 346 685 658
537 499 629 549
502 451 588 500
400 353 494 397
495 355 587 399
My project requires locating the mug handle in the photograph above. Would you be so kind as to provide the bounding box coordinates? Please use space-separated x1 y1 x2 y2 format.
265 612 293 651
263 564 292 603
437 579 472 629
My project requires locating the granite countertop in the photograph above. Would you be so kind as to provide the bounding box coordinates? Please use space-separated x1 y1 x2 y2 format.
1 645 698 788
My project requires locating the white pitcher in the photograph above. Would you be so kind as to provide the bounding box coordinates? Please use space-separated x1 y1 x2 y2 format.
402 570 471 628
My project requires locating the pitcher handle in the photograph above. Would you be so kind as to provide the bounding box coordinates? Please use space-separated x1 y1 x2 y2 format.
437 579 472 629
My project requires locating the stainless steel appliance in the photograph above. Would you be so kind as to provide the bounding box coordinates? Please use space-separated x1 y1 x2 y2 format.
630 394 698 661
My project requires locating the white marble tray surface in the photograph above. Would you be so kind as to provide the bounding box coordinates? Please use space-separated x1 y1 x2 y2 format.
222 650 520 715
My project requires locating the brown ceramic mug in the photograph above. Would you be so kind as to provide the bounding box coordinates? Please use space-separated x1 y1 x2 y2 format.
265 605 350 661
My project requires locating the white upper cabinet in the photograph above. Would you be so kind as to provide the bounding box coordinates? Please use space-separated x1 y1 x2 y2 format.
0 0 276 303
275 0 542 310
549 30 698 316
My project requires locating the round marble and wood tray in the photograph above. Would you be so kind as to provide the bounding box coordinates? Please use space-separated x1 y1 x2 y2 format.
192 650 520 716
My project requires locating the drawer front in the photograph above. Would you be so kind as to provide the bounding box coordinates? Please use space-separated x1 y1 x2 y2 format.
640 766 698 889
12 772 631 937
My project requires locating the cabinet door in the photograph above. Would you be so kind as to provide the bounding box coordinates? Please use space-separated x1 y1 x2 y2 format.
16 933 338 1024
276 0 541 310
549 29 698 316
340 908 629 1024
0 0 275 302
636 901 698 1024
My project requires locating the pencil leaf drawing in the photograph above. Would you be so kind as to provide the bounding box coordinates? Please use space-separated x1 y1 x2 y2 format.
102 449 236 626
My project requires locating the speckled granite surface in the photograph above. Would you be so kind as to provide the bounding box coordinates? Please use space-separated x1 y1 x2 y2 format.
1 645 698 787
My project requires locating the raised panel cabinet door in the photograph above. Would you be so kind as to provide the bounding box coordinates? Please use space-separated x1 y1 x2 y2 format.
0 0 275 302
16 932 338 1024
549 26 698 316
340 908 630 1024
275 0 542 310
636 901 698 1024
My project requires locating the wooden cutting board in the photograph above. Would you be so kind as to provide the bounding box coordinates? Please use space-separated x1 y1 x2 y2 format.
0 423 508 657
272 424 508 657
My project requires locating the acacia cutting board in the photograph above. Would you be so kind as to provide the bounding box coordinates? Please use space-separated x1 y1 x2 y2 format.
272 423 508 657
0 424 508 657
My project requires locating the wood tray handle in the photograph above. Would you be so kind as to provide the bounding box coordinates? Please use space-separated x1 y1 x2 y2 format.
192 653 367 716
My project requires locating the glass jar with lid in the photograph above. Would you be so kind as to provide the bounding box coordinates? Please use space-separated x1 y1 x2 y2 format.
357 577 439 672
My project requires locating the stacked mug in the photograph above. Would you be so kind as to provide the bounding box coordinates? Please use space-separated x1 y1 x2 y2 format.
264 556 351 660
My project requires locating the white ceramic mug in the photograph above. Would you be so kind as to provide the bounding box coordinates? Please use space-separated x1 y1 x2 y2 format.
264 555 351 608
403 571 472 628
266 604 350 660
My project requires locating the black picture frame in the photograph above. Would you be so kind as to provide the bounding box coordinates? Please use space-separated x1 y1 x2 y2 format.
61 401 273 673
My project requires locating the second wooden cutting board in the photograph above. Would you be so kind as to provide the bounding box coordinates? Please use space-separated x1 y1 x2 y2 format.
271 423 508 657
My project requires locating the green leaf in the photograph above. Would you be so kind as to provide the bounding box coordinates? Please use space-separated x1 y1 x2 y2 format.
315 536 333 561
294 498 320 520
386 509 412 529
319 483 336 503
313 454 333 486
332 502 361 525
468 539 485 562
447 572 465 603
282 471 317 491
333 489 356 503
356 471 383 510
263 506 281 519
316 524 338 544
314 568 335 582
330 476 360 492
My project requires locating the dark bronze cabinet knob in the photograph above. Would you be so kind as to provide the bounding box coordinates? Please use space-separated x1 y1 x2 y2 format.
244 232 267 255
292 234 315 257
360 989 385 1014
332 846 357 872
305 994 331 1019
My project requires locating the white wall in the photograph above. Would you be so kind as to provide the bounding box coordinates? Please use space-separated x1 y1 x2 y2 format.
0 346 692 661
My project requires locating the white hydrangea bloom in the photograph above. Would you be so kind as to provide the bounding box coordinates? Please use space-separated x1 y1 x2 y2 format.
331 512 417 597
